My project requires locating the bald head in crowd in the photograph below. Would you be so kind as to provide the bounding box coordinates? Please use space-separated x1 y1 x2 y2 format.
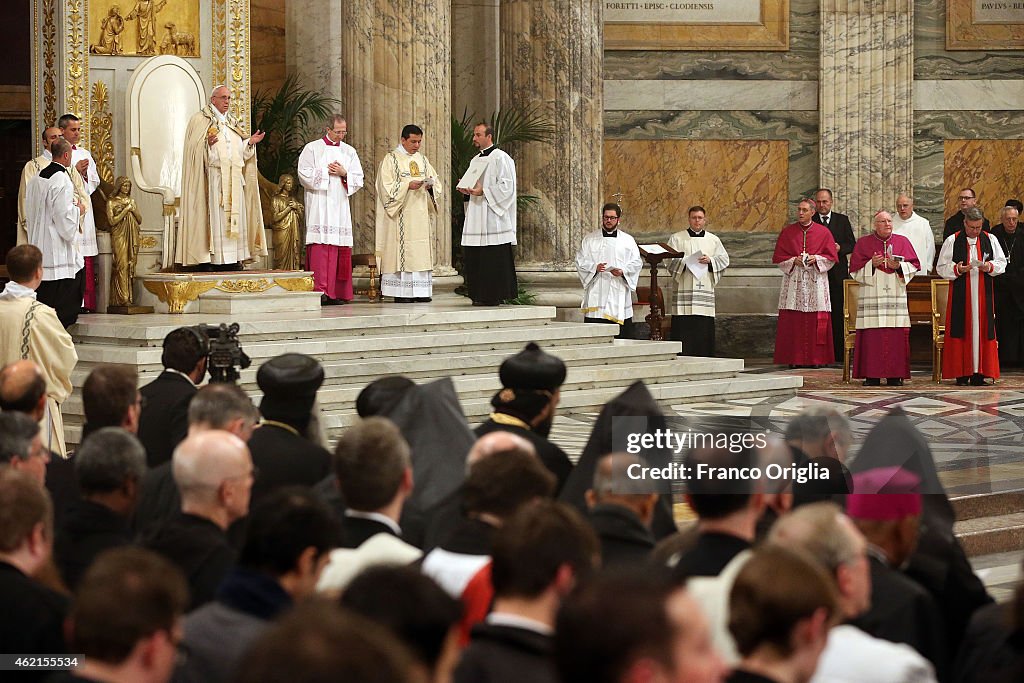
586 452 659 526
465 430 536 469
0 360 48 420
172 430 253 530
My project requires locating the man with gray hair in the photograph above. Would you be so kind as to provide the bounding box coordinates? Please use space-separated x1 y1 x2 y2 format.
893 194 935 274
0 411 48 486
937 205 1006 385
993 204 1024 367
142 430 254 608
585 452 657 568
297 114 364 304
767 502 937 682
784 407 853 506
54 427 146 588
134 382 258 537
177 84 267 270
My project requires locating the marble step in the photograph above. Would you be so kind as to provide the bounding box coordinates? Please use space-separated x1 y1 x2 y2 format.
951 491 1024 521
955 511 1024 557
72 322 622 368
61 356 743 420
71 304 561 346
316 372 802 434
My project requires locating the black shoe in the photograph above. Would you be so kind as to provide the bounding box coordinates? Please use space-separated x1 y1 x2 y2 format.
863 378 881 386
415 297 432 303
955 376 969 386
394 297 413 303
886 378 904 386
970 373 987 386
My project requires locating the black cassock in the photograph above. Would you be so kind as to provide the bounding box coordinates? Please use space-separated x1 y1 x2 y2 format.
813 211 856 362
992 225 1024 366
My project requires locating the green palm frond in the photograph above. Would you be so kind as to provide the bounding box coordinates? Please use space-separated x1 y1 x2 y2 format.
251 75 342 181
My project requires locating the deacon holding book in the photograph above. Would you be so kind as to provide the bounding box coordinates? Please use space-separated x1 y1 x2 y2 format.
297 115 364 304
458 123 517 306
772 198 838 367
937 206 1006 385
576 203 643 339
375 124 441 303
666 205 730 356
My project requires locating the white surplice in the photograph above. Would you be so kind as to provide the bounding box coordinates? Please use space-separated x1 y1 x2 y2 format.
893 211 935 275
666 229 730 317
25 167 83 281
461 147 517 247
576 229 643 324
70 146 100 257
297 137 364 247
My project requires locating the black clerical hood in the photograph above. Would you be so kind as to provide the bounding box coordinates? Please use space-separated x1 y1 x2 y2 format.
559 381 678 539
850 407 954 531
257 353 324 423
499 342 566 391
379 377 475 513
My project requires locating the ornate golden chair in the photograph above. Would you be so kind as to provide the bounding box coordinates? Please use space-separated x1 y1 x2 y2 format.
843 279 860 383
931 279 949 383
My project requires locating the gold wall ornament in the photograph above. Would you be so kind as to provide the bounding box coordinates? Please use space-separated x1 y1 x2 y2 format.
215 278 274 293
88 0 200 57
274 277 315 292
140 236 158 248
143 279 218 313
90 81 115 185
66 0 90 146
212 0 226 85
42 0 57 126
227 0 250 126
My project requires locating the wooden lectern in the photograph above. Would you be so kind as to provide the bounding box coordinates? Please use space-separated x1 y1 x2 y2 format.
638 243 682 341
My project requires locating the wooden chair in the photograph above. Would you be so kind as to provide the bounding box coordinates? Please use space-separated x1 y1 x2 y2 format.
351 253 379 302
842 279 860 383
931 279 949 383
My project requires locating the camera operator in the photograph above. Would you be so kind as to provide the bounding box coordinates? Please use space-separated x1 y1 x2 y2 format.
138 327 208 468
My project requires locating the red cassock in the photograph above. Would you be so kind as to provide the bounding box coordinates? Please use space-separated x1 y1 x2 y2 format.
772 222 840 365
943 237 1000 379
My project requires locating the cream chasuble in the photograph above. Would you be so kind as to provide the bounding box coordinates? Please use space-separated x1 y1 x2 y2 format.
0 283 78 456
375 146 440 276
666 230 730 317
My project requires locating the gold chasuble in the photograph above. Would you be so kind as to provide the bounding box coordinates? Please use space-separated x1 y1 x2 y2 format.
176 105 266 266
375 147 440 275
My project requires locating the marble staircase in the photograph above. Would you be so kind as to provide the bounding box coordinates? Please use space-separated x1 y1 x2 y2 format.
65 303 803 448
953 491 1024 557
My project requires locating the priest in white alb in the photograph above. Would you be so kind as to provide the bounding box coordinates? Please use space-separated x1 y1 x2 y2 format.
576 203 643 339
17 126 62 247
25 138 86 329
667 205 730 356
849 210 921 386
893 194 935 275
297 115 364 305
375 124 441 303
458 122 518 306
176 85 267 270
59 113 101 312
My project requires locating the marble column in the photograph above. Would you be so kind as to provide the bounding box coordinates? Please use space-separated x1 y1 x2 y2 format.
288 0 454 274
453 0 501 121
500 0 604 270
819 0 914 233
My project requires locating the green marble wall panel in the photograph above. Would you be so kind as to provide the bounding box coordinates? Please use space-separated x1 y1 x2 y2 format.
914 0 1024 80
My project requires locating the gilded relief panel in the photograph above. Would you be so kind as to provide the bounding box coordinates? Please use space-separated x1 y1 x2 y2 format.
943 140 1024 221
89 0 200 57
603 140 789 234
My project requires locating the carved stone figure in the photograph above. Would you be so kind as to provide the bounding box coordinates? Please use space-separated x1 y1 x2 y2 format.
106 176 143 307
160 22 197 56
90 6 126 55
126 0 168 56
270 174 304 271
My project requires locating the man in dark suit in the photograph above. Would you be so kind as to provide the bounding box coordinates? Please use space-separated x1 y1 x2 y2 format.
943 187 990 240
333 417 414 548
813 188 857 363
584 453 657 568
138 327 207 467
248 353 332 505
0 469 69 680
